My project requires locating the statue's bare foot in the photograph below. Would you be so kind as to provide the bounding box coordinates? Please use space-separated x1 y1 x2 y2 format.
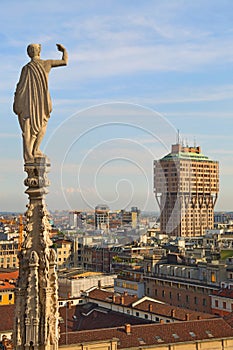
34 149 44 157
25 156 34 164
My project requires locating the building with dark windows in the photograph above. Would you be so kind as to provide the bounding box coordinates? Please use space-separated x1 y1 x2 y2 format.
154 143 219 237
94 204 110 232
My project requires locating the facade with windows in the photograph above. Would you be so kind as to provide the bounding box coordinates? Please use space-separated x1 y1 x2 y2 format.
211 283 233 316
0 284 14 305
114 270 145 298
144 254 227 313
154 143 219 237
53 239 73 268
0 239 19 268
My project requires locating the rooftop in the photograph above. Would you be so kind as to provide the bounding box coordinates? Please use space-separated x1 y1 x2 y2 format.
59 318 233 348
59 302 152 333
160 143 216 162
212 288 233 299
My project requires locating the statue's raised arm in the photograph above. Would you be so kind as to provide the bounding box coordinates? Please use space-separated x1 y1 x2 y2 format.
13 44 68 164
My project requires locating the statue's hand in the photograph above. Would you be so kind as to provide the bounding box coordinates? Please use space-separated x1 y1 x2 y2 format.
56 43 65 52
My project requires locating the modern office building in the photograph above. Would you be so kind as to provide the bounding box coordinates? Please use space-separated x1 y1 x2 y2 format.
154 143 219 237
95 204 110 232
69 211 86 229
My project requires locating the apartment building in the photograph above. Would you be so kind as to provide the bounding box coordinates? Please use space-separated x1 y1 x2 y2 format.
0 239 19 268
53 239 73 268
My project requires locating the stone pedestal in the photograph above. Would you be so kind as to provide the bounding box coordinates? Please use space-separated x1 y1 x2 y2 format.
14 157 59 350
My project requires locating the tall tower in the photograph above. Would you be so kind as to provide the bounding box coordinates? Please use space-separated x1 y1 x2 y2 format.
154 143 219 237
14 158 59 350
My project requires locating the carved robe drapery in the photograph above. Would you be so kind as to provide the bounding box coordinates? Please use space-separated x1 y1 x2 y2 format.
13 60 52 136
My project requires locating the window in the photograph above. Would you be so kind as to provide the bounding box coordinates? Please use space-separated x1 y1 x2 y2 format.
144 314 148 319
162 290 165 297
194 297 198 305
9 294 13 301
223 302 226 309
0 296 2 302
186 295 189 303
215 300 219 308
136 312 139 317
172 333 179 339
177 293 181 301
206 330 213 338
211 272 216 283
203 298 206 306
189 332 196 338
155 336 164 343
138 338 146 345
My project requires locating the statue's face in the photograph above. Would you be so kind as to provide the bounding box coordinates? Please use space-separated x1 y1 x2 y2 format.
27 44 41 58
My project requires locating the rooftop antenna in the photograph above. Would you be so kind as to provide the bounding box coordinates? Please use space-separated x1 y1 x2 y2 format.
194 136 196 148
177 129 180 144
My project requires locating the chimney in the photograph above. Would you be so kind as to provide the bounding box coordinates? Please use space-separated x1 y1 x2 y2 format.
160 319 164 324
171 309 175 318
197 315 201 320
185 313 190 321
125 324 131 335
112 294 116 303
98 280 101 289
121 296 125 305
149 304 153 312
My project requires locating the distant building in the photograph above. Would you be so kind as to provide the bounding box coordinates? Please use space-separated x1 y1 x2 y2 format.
58 272 117 298
0 239 19 268
121 207 140 228
143 253 228 313
114 269 144 298
211 282 233 316
95 204 110 232
154 143 219 237
69 211 86 229
53 239 73 268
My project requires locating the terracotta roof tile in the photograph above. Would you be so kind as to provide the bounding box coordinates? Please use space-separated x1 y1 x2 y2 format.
213 288 233 299
0 271 18 281
134 300 214 321
59 303 152 333
88 288 137 306
0 282 15 290
59 318 233 348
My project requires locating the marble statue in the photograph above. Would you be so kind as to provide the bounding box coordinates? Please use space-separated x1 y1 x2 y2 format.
13 43 68 163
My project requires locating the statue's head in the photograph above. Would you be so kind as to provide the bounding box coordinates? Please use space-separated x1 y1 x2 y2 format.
27 44 41 58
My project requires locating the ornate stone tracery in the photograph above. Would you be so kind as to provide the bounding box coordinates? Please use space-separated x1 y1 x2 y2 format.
14 157 59 350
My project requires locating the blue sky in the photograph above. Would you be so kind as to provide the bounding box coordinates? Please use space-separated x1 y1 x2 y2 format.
1 0 233 212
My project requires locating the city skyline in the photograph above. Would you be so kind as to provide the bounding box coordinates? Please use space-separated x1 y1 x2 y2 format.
1 1 233 212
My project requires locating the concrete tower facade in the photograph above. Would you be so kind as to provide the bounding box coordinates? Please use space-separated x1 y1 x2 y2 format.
154 144 219 237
